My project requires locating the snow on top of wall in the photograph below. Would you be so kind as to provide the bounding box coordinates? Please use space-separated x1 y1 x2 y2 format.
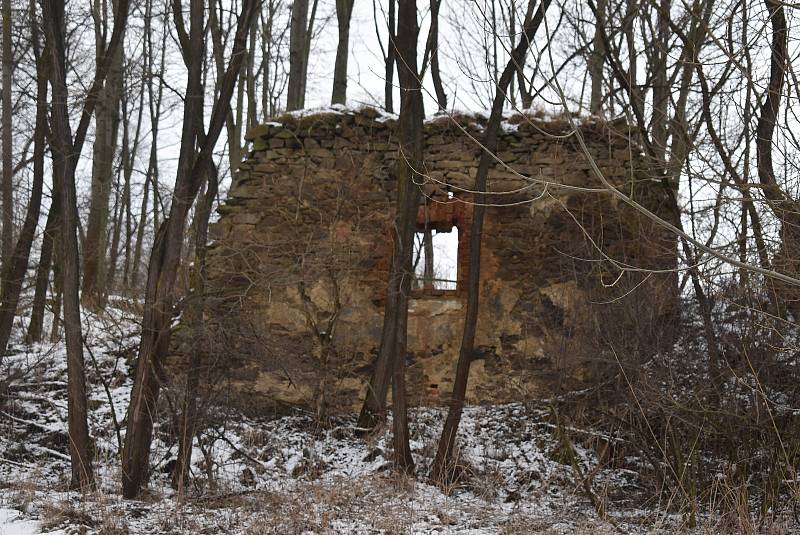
261 104 601 135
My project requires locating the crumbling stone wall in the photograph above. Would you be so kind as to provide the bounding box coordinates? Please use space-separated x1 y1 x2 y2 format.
173 106 677 414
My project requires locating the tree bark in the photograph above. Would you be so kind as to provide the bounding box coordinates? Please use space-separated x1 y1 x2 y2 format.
331 0 354 105
356 0 423 475
423 226 434 289
43 0 130 490
130 0 165 291
754 0 799 318
1 0 12 271
389 0 424 472
0 5 48 363
431 0 550 484
26 185 59 344
44 0 96 489
121 0 257 498
384 0 395 113
81 6 125 309
286 0 309 111
425 0 446 111
174 164 217 497
588 0 605 114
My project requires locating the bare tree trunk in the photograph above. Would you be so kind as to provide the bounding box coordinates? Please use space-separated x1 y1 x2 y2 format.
431 0 550 484
384 0 395 113
423 226 434 289
300 0 318 106
331 0 354 105
650 0 670 160
210 0 244 175
424 0 446 111
26 186 59 344
112 77 143 292
357 0 423 474
389 0 424 472
43 0 130 490
131 0 165 291
82 11 125 309
45 4 96 489
174 164 217 497
588 0 605 114
286 0 309 111
0 7 48 362
754 0 798 318
1 0 12 271
49 253 62 343
121 0 257 498
106 177 123 296
260 4 274 117
246 13 257 130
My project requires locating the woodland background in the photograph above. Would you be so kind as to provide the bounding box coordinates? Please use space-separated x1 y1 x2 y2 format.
0 0 799 532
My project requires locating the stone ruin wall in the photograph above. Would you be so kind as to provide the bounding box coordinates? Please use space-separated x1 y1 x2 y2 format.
172 106 678 415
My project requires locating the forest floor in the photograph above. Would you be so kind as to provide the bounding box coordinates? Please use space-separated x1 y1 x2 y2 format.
0 304 796 534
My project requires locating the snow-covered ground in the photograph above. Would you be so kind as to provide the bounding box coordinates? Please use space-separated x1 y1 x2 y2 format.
0 303 796 533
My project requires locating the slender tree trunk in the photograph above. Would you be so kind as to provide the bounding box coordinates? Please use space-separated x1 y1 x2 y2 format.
131 0 164 291
49 254 62 343
121 0 257 498
26 186 59 344
384 0 395 113
1 0 12 270
43 0 130 490
45 5 95 489
246 14 257 130
0 10 48 363
331 0 354 105
754 0 798 318
650 0 670 160
82 12 124 309
357 0 424 473
286 0 309 111
427 0 446 111
300 0 318 106
389 0 424 472
106 177 123 296
423 226 434 289
588 0 605 114
431 0 550 484
260 3 274 118
115 79 143 291
174 164 217 497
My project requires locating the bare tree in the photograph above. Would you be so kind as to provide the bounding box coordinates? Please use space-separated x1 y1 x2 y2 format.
430 0 551 484
356 0 424 475
753 0 798 318
421 0 446 111
26 183 59 344
130 0 166 292
121 0 258 498
369 0 396 112
1 0 12 270
173 162 218 497
42 0 131 489
81 0 126 309
331 0 354 105
108 72 144 294
286 0 318 111
588 0 605 114
0 0 48 362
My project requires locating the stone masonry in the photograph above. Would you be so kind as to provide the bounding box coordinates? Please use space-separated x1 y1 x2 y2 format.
171 106 678 415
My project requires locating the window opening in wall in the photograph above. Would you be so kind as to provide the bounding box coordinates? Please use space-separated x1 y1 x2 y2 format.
412 226 459 291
